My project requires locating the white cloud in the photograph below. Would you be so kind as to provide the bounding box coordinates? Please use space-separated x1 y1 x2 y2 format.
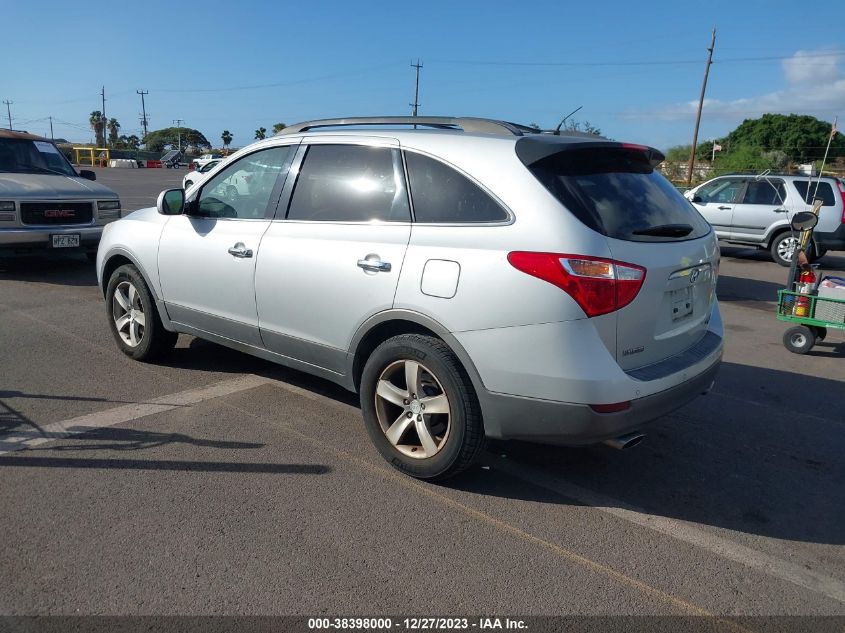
783 50 841 84
628 49 844 122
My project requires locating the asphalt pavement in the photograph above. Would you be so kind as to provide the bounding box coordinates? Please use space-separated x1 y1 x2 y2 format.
1 167 843 624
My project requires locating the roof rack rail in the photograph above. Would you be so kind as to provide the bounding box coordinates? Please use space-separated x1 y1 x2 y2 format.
278 116 531 136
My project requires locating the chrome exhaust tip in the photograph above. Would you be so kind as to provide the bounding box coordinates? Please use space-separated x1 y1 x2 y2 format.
603 432 645 450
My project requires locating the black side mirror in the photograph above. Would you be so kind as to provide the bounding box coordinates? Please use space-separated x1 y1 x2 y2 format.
79 169 96 181
691 195 703 203
790 211 818 232
156 188 185 216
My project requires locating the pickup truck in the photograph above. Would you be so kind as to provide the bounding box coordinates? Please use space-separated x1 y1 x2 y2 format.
191 153 223 170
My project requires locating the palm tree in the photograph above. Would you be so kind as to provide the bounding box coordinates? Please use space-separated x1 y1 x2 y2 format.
107 118 120 147
254 127 266 140
272 122 286 135
89 111 105 147
221 130 233 154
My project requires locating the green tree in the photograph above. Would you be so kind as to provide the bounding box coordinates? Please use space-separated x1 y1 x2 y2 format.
107 118 120 147
221 130 233 150
721 114 843 164
254 127 267 140
142 127 211 153
712 145 779 176
272 122 287 135
89 111 105 147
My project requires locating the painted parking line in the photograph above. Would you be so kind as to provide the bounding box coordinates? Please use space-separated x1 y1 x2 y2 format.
0 374 273 455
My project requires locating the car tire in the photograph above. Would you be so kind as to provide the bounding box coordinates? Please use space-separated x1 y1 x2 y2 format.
360 334 486 481
783 325 815 354
106 264 177 361
770 232 803 267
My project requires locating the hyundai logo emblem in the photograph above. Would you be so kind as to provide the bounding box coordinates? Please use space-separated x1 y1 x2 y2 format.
689 269 700 283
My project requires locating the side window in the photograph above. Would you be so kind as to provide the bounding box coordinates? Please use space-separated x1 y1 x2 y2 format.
196 146 293 219
405 152 508 223
793 181 836 206
695 178 744 204
740 180 786 205
286 145 410 222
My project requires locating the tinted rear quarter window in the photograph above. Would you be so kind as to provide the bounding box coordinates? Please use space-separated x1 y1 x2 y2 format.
793 180 836 206
528 147 712 242
405 151 508 223
287 145 410 222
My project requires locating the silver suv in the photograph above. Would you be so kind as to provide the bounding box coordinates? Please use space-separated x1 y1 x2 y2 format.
97 117 723 480
685 173 845 266
0 130 121 259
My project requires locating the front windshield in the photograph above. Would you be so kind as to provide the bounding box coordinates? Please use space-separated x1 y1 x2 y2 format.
0 138 78 177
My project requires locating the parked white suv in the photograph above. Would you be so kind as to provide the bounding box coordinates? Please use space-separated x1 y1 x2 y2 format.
97 117 723 480
685 173 845 266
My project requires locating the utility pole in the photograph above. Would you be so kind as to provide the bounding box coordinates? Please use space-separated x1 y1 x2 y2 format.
173 119 184 151
686 28 716 186
49 116 54 140
3 100 12 130
101 86 107 148
410 59 423 117
137 90 149 139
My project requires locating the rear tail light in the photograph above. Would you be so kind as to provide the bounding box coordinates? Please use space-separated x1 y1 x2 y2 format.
837 180 845 223
507 252 646 317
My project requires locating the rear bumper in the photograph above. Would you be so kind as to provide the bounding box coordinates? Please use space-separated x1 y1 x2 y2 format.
814 223 845 251
0 226 103 255
478 354 720 444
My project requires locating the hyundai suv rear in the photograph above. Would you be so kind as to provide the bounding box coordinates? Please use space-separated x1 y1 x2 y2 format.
97 116 723 480
0 130 121 259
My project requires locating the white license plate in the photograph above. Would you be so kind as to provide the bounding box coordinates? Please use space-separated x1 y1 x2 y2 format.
51 234 80 248
671 287 694 321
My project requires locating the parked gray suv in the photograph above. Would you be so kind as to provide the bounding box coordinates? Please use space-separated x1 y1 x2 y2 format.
97 117 723 480
685 173 845 266
0 130 121 259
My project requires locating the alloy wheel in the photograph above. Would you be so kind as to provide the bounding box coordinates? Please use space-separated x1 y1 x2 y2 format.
112 280 146 347
777 236 799 262
374 359 451 459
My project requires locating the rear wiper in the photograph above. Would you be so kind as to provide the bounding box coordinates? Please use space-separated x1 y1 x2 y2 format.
632 223 694 237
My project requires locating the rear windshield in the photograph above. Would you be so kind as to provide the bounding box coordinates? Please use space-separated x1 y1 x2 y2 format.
0 138 77 177
527 147 711 242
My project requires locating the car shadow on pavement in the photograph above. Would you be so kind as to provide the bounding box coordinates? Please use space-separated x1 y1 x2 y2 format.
447 360 845 545
150 336 845 544
0 254 97 286
717 275 784 306
155 337 361 408
720 245 845 272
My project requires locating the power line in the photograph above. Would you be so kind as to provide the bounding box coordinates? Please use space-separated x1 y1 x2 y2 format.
427 50 845 68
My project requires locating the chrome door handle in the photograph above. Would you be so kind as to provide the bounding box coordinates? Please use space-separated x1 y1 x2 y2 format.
357 258 391 272
718 206 731 210
228 242 253 258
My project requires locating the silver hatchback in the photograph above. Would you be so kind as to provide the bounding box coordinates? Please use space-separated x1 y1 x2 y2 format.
97 117 723 480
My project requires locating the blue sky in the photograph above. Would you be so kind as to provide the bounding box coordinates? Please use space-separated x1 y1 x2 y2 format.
2 0 843 151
